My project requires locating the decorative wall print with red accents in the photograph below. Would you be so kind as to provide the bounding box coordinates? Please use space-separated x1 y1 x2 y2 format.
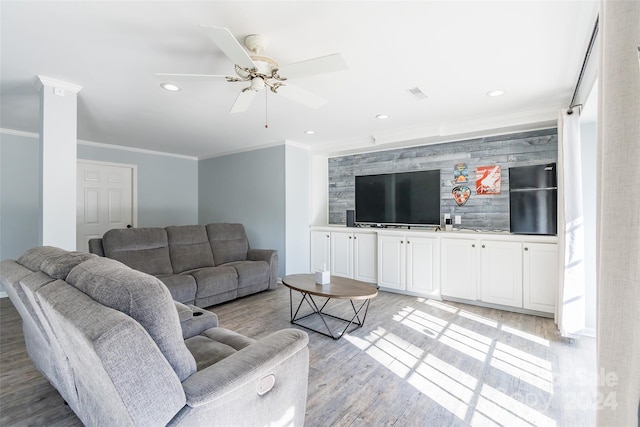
476 165 502 195
452 186 471 206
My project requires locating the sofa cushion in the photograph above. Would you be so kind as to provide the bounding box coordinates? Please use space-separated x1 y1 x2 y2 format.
190 266 238 298
184 328 256 371
36 280 186 426
66 257 197 381
102 228 173 275
224 261 270 288
41 252 98 280
17 246 98 280
206 223 249 265
157 273 197 305
166 225 215 273
18 246 70 272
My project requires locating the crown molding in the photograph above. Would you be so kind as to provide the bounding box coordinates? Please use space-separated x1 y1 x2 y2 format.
78 139 197 160
0 128 39 138
36 75 83 93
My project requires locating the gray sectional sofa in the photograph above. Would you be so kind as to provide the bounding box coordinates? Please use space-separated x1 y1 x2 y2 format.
89 223 278 307
0 246 309 426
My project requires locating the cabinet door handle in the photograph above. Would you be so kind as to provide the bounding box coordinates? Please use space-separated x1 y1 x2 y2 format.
326 235 330 238
400 240 404 244
482 244 485 248
524 247 529 251
407 240 411 244
472 244 475 248
354 236 357 239
349 236 352 239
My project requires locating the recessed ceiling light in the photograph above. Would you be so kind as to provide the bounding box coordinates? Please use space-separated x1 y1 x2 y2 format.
305 130 315 135
161 83 181 92
375 114 390 120
486 89 505 97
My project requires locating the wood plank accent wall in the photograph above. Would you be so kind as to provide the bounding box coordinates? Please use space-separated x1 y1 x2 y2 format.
328 128 558 231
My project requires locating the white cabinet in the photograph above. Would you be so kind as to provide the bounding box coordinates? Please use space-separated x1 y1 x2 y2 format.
406 236 439 295
310 230 331 272
378 233 439 297
523 242 557 313
310 229 377 284
440 236 556 314
441 238 478 300
330 231 352 278
377 235 404 290
311 227 557 315
480 240 523 308
353 232 377 283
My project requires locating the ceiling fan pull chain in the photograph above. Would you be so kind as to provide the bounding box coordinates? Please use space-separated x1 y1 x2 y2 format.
265 87 269 128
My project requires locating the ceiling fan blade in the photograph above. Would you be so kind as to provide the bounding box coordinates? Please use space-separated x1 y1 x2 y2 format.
277 84 327 109
278 53 348 79
155 73 231 79
230 90 256 114
200 25 256 70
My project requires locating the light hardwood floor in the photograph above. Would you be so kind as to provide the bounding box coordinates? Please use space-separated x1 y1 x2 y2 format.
1 285 596 426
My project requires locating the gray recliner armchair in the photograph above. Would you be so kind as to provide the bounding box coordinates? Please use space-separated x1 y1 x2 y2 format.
0 246 309 426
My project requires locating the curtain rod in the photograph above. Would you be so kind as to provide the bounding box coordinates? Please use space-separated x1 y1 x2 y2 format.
568 16 599 114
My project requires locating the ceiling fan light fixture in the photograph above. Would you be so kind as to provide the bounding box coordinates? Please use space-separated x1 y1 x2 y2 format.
486 89 505 97
250 77 265 92
375 114 390 120
305 130 316 135
160 83 181 91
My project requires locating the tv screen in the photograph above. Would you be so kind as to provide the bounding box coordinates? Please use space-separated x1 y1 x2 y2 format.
355 170 441 226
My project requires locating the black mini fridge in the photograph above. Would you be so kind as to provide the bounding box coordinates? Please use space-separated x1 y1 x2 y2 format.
509 163 557 235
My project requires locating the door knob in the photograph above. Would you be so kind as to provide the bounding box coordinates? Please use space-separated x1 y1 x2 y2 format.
126 224 133 228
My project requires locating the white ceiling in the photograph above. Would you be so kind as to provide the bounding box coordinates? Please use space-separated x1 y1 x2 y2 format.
1 1 598 159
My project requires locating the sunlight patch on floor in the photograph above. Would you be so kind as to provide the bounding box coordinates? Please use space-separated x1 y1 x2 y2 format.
472 384 557 427
393 306 447 338
490 342 554 393
459 310 499 328
501 324 550 347
345 298 562 425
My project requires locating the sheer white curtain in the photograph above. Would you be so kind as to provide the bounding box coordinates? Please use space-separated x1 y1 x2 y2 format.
596 1 640 425
556 109 585 338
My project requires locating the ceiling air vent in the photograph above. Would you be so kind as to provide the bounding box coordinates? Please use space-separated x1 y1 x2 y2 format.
407 87 428 100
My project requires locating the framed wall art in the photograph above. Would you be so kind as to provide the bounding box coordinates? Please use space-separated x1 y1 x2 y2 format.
476 165 501 195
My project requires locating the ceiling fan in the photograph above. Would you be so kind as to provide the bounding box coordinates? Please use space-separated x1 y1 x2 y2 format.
156 25 348 114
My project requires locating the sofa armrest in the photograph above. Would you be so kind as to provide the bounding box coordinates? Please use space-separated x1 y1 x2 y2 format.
247 249 278 290
88 238 104 256
181 328 308 406
174 301 218 339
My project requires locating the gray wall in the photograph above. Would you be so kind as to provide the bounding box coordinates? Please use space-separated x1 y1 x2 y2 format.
199 145 286 277
78 144 198 227
329 128 558 231
0 135 199 263
0 133 41 260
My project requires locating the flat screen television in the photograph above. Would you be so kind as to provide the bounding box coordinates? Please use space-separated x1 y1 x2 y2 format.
355 170 441 226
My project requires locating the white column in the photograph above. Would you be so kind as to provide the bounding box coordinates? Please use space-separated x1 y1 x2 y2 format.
37 76 82 250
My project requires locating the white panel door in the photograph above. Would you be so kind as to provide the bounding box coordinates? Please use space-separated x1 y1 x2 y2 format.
441 238 478 300
330 231 353 278
310 230 331 272
480 240 523 308
377 235 404 290
353 232 377 283
76 162 134 253
406 236 439 296
523 242 558 313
